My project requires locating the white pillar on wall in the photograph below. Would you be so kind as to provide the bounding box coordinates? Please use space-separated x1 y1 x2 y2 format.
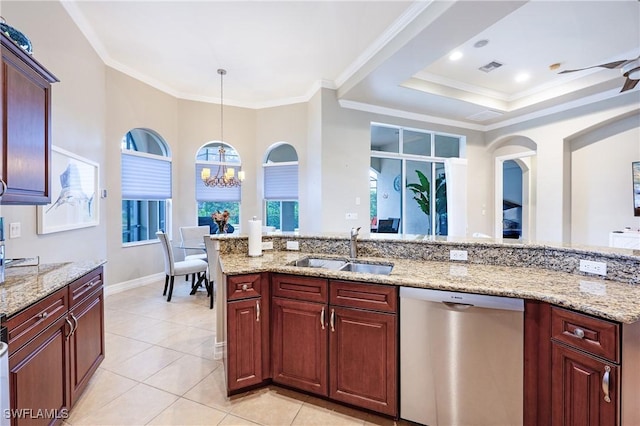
445 158 468 237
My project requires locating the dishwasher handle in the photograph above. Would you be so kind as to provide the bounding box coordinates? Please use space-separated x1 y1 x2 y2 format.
442 301 474 310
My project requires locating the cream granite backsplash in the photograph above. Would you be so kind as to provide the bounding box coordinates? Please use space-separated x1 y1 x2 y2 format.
212 234 640 323
212 234 640 285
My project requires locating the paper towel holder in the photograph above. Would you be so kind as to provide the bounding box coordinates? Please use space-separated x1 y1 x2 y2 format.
248 217 263 257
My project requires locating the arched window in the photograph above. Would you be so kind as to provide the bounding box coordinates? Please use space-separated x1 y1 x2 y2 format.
263 143 298 232
195 142 242 232
121 128 172 244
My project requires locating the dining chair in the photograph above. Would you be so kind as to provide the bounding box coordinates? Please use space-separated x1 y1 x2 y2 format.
202 235 220 309
156 231 208 303
179 225 209 284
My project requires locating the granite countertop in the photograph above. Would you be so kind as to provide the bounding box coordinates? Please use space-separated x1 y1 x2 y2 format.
0 260 106 318
219 251 640 324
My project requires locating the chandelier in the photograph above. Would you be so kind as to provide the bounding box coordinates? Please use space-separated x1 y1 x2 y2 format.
200 68 245 188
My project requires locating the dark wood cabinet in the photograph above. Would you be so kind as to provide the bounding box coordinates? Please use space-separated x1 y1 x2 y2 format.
551 343 618 426
267 274 398 416
549 307 620 426
68 270 105 406
525 302 635 426
8 315 70 426
0 33 58 204
6 266 104 425
329 306 397 416
329 281 397 417
226 273 269 393
271 274 330 396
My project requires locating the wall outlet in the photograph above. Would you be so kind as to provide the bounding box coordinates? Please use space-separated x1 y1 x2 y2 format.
286 241 299 250
345 213 358 220
9 222 21 239
450 249 468 261
579 259 607 276
261 241 273 250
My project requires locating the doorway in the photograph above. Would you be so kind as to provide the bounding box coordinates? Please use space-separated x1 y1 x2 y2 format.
494 151 535 239
502 160 523 239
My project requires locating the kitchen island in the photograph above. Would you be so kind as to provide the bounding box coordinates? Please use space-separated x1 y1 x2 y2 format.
215 234 640 425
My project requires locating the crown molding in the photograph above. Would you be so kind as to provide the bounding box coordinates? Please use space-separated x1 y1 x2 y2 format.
338 100 485 131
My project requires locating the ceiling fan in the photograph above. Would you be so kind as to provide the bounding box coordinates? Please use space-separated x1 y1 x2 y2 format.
559 56 640 92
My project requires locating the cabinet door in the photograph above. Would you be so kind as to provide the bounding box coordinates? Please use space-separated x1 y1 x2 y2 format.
552 343 618 426
0 39 56 204
227 298 263 392
69 289 105 406
271 297 328 396
329 307 397 417
8 316 70 426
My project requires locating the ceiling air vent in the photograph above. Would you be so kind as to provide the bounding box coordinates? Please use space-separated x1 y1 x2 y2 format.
479 61 503 73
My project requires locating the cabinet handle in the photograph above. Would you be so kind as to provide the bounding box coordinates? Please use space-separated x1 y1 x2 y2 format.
330 309 335 332
37 311 48 320
573 328 585 339
0 179 6 197
602 365 611 403
65 318 73 340
242 284 248 291
320 307 325 330
70 313 79 336
256 300 260 322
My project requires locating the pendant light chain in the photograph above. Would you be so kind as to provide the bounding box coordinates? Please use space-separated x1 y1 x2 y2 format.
218 68 226 144
200 68 244 187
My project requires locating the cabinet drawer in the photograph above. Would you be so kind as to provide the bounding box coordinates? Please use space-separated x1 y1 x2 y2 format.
227 274 262 301
5 286 68 354
329 281 397 313
551 307 619 362
69 267 103 308
272 274 327 303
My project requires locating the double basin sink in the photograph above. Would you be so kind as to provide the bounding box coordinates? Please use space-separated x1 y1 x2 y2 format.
289 256 394 275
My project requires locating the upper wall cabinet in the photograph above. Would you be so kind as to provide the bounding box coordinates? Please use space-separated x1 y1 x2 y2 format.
1 32 59 204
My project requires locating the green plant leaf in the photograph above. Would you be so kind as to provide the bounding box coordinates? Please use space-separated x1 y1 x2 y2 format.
406 170 431 214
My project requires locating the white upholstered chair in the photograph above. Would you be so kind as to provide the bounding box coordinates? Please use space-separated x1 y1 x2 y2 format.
156 231 208 302
179 225 209 261
203 235 220 309
179 225 209 284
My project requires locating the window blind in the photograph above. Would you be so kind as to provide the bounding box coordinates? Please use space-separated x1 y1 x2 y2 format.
196 163 242 202
264 164 298 200
121 152 172 200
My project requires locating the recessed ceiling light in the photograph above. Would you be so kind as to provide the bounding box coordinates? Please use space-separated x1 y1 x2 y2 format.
515 73 530 83
449 51 463 61
474 39 489 48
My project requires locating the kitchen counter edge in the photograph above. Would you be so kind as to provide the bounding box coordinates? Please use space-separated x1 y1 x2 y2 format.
219 252 640 324
0 260 106 318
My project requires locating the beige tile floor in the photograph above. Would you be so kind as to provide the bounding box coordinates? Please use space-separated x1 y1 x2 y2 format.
67 279 409 426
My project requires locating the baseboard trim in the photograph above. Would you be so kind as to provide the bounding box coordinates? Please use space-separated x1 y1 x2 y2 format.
214 340 225 360
105 273 165 296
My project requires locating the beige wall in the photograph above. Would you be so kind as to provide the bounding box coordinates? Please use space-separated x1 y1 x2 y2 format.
1 2 108 271
571 116 640 246
105 69 179 284
486 95 640 243
2 1 638 288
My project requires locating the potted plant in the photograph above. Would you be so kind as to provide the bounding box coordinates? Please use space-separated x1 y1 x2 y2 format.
406 170 447 234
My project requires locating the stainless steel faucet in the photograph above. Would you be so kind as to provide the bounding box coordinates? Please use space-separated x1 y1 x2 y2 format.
349 227 361 258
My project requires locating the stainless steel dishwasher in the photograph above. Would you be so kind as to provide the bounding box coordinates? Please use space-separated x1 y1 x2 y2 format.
400 287 524 426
